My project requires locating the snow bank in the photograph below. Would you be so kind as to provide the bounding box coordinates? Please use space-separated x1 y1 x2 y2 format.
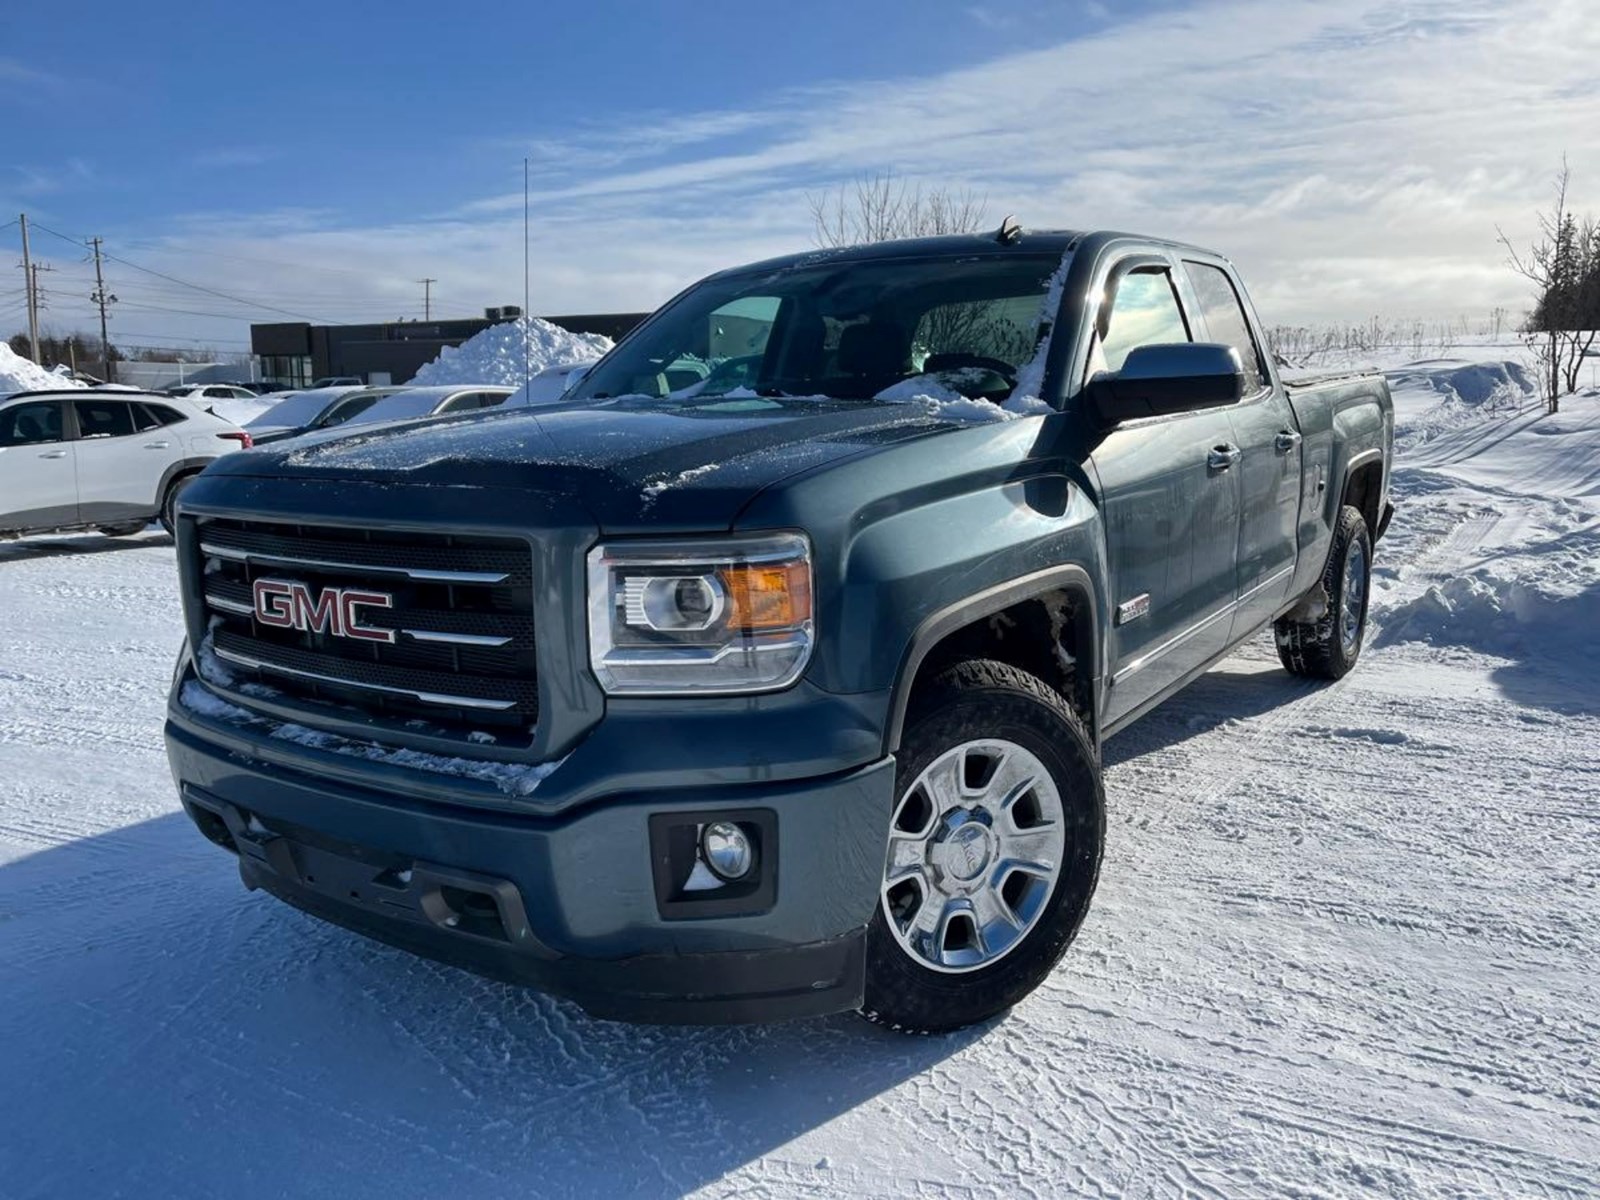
408 317 611 388
0 343 86 396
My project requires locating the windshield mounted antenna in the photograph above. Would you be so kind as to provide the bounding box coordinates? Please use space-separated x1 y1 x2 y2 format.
996 215 1022 244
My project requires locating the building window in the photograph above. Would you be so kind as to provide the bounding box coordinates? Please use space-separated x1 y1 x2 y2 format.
259 355 312 388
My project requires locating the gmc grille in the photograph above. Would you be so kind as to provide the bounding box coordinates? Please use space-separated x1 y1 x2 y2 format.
195 518 538 739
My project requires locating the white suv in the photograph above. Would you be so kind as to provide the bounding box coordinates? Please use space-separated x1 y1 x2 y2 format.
0 389 252 539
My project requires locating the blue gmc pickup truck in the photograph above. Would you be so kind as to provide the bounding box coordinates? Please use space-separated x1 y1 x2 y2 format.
165 225 1393 1032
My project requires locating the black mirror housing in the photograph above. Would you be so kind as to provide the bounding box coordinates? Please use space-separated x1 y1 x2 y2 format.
1089 342 1245 426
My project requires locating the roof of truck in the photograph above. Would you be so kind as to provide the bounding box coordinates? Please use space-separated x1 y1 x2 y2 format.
706 227 1222 280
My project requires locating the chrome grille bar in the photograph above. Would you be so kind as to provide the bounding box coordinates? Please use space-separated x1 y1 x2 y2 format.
213 646 517 711
200 541 509 585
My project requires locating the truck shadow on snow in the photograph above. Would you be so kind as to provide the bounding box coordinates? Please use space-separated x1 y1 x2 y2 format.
0 813 978 1199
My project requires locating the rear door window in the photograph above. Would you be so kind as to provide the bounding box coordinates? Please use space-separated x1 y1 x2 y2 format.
73 399 136 439
1183 261 1267 394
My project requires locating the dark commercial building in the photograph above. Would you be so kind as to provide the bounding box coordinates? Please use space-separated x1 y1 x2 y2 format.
251 309 647 388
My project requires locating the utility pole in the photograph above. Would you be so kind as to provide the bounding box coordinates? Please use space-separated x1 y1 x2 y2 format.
89 237 117 382
18 212 39 361
419 277 435 321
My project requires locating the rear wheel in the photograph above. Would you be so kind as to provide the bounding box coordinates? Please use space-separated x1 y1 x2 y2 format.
160 474 197 535
1275 504 1372 679
861 659 1104 1034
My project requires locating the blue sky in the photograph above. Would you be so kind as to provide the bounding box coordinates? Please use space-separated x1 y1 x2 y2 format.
2 0 1597 353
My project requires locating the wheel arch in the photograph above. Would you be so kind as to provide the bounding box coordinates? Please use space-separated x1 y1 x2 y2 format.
1341 449 1385 540
155 457 213 509
883 565 1101 756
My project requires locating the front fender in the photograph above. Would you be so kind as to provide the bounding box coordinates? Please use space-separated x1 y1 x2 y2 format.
736 414 1108 748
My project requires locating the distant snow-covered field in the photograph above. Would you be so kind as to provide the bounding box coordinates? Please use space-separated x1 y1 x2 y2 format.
1 347 1596 1198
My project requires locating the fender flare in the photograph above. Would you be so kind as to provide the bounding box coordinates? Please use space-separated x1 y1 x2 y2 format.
882 563 1100 756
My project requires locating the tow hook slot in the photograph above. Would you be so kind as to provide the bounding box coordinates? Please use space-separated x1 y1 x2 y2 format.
414 866 542 953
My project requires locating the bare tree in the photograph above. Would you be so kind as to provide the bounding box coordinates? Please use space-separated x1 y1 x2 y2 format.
807 172 989 248
1498 160 1600 414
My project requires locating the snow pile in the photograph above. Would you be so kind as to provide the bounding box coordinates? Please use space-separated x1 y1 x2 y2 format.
1386 359 1534 407
0 343 86 396
873 374 1053 423
1378 391 1600 662
408 317 611 388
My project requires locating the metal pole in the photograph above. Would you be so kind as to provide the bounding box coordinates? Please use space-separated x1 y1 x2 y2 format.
90 237 115 382
19 213 39 361
420 277 435 321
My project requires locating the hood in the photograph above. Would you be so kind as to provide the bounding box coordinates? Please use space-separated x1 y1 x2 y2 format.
205 395 974 529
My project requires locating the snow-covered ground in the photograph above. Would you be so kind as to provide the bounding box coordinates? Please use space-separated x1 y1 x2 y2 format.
1 351 1597 1198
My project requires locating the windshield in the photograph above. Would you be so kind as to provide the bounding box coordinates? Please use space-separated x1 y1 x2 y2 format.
568 252 1061 406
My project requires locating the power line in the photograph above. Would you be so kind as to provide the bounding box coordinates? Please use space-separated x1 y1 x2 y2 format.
25 219 335 323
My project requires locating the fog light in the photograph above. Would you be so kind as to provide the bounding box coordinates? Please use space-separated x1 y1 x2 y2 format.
701 821 753 881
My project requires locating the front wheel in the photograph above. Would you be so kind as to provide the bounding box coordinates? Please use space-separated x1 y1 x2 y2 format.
861 659 1104 1034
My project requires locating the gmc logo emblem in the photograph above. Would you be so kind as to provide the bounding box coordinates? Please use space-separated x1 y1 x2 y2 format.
252 577 396 643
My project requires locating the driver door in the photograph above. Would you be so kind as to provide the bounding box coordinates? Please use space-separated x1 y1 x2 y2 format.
1088 263 1243 725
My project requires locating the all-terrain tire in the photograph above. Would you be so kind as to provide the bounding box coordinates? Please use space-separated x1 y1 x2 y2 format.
1275 505 1372 680
860 659 1104 1034
160 474 197 535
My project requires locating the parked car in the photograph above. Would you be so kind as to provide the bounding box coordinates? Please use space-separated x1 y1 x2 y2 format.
516 362 594 405
243 386 380 444
1 388 251 538
310 376 363 389
164 383 262 404
165 227 1393 1031
317 385 518 429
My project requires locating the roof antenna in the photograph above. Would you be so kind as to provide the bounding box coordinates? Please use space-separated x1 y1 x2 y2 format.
996 215 1022 244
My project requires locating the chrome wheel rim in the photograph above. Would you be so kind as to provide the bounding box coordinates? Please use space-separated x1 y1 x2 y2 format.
1341 539 1368 655
882 738 1065 974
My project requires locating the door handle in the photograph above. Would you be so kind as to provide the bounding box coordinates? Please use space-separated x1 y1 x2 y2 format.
38 450 68 459
143 441 171 449
1275 430 1302 453
1207 443 1243 471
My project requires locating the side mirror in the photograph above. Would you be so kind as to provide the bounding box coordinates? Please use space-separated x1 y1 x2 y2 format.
1089 342 1244 426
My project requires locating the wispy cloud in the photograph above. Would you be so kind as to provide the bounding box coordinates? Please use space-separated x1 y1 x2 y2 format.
78 0 1600 341
0 57 64 88
9 158 93 196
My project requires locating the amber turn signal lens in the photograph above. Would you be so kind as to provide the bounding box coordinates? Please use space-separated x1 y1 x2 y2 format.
721 560 812 630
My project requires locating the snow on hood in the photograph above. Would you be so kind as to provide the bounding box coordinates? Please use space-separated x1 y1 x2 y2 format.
408 317 612 388
1 343 88 396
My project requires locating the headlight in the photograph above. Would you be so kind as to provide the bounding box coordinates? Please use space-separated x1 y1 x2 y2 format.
587 533 814 695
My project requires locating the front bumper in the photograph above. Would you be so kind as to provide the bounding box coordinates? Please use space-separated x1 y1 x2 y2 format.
165 701 895 1024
